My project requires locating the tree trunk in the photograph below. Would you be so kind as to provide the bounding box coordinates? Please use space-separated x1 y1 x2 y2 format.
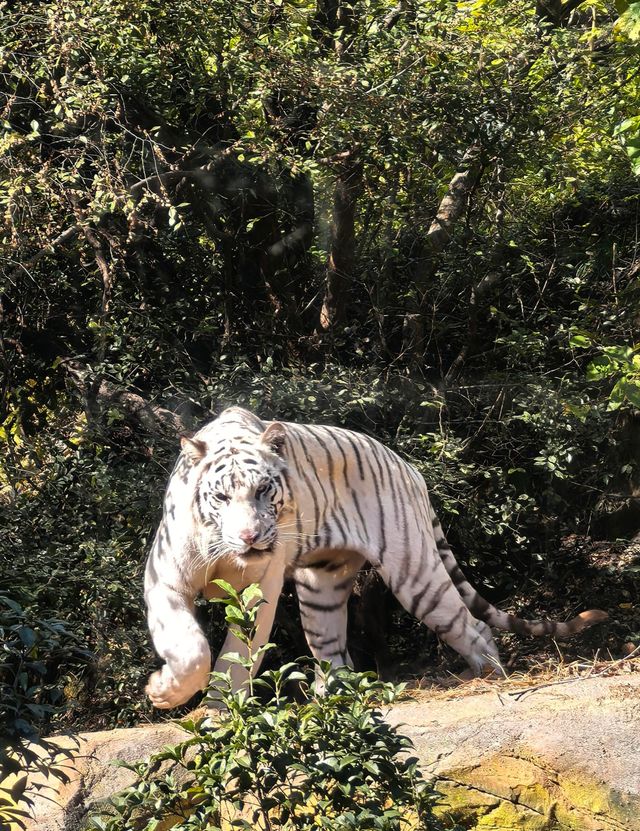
318 155 363 333
403 145 485 365
414 145 484 296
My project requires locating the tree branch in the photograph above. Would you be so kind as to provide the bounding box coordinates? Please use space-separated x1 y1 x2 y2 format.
318 152 363 332
62 361 195 435
4 225 80 282
128 143 241 198
536 0 590 27
382 0 409 31
425 146 484 253
444 271 501 382
413 144 485 296
402 145 486 367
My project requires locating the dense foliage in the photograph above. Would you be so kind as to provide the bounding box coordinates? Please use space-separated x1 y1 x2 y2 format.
0 596 87 828
1 0 639 760
94 584 442 831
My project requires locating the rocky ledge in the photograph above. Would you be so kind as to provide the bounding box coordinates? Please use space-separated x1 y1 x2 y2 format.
20 672 640 831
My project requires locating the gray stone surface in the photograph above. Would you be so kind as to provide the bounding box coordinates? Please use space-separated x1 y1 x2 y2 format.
387 673 640 830
20 673 640 831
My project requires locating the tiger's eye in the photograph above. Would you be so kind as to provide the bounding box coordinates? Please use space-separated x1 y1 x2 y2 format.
215 492 229 502
255 484 269 498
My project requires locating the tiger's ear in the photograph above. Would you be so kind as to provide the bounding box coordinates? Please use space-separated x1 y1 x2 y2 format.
261 422 286 455
180 435 208 462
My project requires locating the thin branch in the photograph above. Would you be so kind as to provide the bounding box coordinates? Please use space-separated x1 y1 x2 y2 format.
509 648 640 702
3 225 80 282
445 271 501 382
79 225 113 316
128 142 241 197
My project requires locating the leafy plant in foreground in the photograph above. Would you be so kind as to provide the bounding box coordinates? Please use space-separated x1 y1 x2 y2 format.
0 595 89 829
93 582 443 830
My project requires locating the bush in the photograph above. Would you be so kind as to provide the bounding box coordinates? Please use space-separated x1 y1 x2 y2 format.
0 595 90 829
93 584 444 831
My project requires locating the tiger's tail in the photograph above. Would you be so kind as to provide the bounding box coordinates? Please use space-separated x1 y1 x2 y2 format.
431 516 608 637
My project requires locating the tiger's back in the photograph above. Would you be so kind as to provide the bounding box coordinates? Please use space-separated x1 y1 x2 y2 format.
276 421 502 674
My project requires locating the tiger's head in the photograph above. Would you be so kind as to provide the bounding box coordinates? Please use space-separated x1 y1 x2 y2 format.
181 422 287 561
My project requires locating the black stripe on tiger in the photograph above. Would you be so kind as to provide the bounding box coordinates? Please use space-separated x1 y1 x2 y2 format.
298 426 333 548
409 578 433 617
414 579 451 620
434 606 466 636
281 467 304 561
319 432 354 541
341 431 365 481
307 634 340 649
298 598 346 613
287 433 321 544
299 558 346 572
295 578 321 594
300 558 331 570
379 448 402 539
369 443 391 563
362 449 387 562
325 429 368 546
310 428 335 482
438 549 469 589
330 504 348 544
386 456 410 592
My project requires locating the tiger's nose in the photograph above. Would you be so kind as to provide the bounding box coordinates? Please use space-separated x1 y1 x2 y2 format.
239 529 259 545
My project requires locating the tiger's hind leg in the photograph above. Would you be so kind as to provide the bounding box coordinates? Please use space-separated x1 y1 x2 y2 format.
294 549 365 686
380 554 502 677
435 537 500 662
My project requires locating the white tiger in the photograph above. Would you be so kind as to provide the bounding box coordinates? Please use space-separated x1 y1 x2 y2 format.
144 406 606 708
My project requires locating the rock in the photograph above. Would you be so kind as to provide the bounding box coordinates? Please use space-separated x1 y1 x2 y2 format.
21 674 640 831
21 724 188 831
388 673 640 830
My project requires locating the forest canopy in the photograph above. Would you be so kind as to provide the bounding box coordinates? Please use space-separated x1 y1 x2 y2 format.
1 0 640 749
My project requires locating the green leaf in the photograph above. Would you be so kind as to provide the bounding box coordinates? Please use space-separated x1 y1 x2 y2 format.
210 579 239 599
240 584 264 605
615 2 640 39
18 627 37 648
586 356 613 381
233 752 252 768
219 651 252 666
568 331 592 348
624 137 640 175
624 380 640 408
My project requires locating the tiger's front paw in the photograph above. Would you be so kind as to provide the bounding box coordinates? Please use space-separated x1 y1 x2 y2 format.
145 668 193 709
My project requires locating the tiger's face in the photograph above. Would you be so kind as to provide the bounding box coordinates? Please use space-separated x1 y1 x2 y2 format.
182 422 287 560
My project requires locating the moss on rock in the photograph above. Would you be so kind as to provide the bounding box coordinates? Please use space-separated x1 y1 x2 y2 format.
433 757 638 831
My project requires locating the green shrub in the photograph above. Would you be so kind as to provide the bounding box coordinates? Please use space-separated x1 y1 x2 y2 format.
0 595 90 829
94 584 444 831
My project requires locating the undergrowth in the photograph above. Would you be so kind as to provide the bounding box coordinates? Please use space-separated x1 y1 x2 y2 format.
91 583 445 831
